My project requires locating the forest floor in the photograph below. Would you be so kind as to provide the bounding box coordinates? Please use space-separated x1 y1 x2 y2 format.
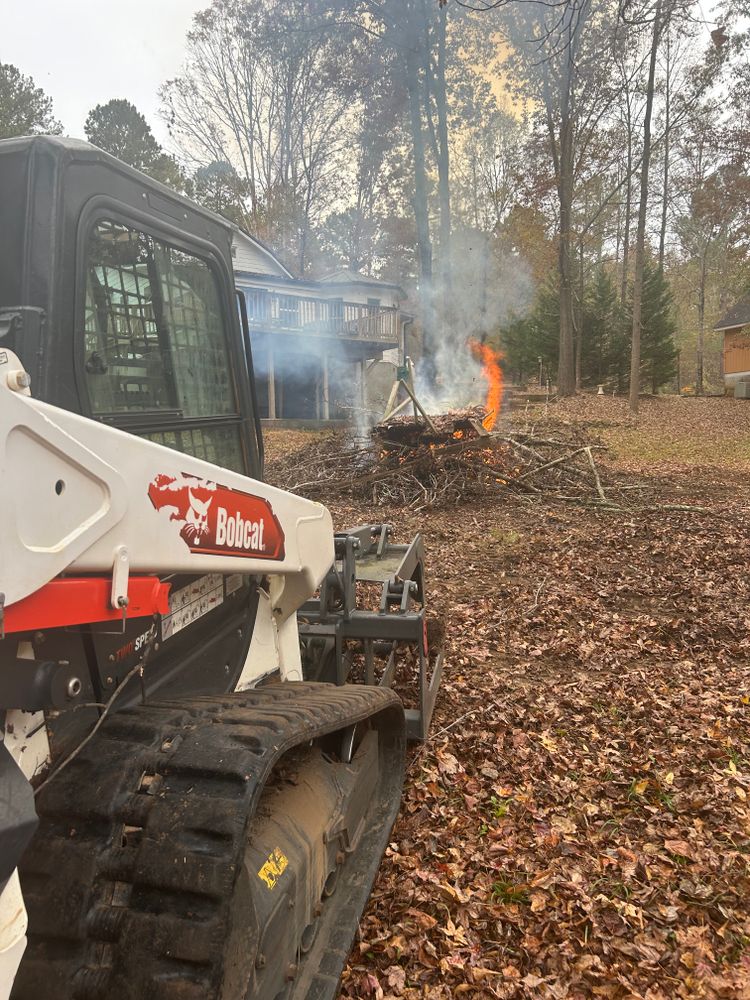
263 393 750 1000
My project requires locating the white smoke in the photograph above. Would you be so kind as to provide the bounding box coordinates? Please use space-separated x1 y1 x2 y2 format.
413 230 533 414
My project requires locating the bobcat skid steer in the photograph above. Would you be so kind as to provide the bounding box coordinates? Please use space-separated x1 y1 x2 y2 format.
0 137 442 1000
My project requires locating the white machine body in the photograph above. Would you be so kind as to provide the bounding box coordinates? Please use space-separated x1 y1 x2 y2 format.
0 349 334 994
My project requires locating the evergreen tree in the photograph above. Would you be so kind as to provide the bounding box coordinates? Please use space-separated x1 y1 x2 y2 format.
530 281 561 382
501 279 558 385
0 63 62 139
607 315 631 394
582 268 613 385
583 267 628 390
636 261 678 394
84 99 186 191
193 161 249 228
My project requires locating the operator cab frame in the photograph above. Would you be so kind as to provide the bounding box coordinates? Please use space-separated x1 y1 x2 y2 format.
0 135 263 478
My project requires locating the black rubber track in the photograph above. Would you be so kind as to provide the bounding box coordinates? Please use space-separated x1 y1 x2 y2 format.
12 682 405 1000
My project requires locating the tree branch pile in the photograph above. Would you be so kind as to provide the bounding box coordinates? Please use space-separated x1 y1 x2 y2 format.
270 410 707 514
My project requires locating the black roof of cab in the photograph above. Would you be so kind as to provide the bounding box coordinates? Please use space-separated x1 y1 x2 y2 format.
0 135 239 411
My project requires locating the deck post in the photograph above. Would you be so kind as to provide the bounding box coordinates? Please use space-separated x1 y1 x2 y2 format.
322 352 330 420
268 343 276 420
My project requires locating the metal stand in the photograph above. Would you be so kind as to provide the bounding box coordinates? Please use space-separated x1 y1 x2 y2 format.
382 360 438 433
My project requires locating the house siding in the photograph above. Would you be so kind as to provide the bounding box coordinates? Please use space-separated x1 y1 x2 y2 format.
232 233 289 277
723 326 750 381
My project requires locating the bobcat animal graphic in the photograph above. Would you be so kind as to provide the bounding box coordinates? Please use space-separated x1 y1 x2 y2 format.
148 472 286 560
183 489 213 544
148 473 216 547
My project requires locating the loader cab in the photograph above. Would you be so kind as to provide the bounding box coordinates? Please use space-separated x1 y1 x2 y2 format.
0 135 262 478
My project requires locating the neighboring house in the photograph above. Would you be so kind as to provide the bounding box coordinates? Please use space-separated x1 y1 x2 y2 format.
232 229 408 421
715 293 750 392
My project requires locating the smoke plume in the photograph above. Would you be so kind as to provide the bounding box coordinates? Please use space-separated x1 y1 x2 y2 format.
414 230 533 416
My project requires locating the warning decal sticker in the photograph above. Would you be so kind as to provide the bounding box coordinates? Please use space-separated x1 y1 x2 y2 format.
258 848 289 889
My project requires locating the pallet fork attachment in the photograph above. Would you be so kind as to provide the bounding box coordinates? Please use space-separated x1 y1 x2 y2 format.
298 524 444 740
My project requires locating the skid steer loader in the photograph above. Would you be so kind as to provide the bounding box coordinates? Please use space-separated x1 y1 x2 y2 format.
0 137 443 1000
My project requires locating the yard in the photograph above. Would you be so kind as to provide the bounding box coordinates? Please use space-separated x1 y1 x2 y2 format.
265 395 750 1000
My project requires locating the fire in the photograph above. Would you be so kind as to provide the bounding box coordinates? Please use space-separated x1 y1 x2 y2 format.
469 339 504 431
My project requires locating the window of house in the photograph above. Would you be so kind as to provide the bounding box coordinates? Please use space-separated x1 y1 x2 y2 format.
367 297 381 315
245 288 268 322
82 218 244 472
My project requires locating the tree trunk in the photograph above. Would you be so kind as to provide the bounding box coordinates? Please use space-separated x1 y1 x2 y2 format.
557 115 576 397
658 29 671 272
696 248 706 395
620 98 633 307
629 0 662 416
575 238 584 390
435 3 452 321
405 0 434 377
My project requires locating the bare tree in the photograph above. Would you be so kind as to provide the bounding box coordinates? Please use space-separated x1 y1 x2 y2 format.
497 0 624 396
161 0 358 272
628 0 663 414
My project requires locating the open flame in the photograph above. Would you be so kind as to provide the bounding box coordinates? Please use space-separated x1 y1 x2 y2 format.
469 339 504 431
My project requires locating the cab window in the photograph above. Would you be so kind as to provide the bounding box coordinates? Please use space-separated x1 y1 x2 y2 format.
82 218 244 471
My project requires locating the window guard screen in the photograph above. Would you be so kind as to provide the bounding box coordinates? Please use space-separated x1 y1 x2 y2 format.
83 218 244 472
84 219 236 419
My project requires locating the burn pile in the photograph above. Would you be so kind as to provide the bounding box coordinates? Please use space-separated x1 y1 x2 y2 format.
270 410 643 513
374 406 491 447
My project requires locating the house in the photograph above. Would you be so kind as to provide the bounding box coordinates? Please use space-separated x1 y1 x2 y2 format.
231 229 408 422
715 293 750 392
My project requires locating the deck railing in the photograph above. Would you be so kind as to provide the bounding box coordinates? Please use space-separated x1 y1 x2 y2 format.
244 290 400 344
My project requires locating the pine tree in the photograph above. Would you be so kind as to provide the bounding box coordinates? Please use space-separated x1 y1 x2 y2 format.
638 261 678 394
501 279 559 385
0 63 62 139
583 268 618 386
193 162 249 228
84 99 186 191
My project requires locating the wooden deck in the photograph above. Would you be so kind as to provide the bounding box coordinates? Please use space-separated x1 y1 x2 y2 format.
244 290 400 345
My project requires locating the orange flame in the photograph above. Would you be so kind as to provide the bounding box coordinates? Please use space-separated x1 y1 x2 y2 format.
469 339 504 431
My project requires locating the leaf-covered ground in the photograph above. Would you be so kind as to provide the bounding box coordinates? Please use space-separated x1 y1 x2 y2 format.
264 395 750 1000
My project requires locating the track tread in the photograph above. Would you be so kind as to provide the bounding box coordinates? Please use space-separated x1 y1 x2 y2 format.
13 683 403 1000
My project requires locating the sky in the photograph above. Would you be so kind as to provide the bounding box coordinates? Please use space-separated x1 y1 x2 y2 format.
2 0 206 146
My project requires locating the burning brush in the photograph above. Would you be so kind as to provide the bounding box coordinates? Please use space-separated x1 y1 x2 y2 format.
468 339 503 432
270 339 632 512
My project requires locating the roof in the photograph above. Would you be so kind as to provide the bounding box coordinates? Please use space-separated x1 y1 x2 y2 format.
230 226 294 280
714 293 750 332
319 268 405 297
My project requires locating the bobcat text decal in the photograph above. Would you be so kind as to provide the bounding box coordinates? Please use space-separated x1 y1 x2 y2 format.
148 473 285 560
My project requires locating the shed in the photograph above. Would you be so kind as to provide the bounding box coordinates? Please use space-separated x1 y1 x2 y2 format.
715 293 750 391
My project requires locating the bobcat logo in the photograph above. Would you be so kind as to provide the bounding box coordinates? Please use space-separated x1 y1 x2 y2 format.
148 474 216 547
183 489 213 544
148 472 286 561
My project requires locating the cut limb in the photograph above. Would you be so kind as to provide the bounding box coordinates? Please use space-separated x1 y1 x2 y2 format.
585 446 608 502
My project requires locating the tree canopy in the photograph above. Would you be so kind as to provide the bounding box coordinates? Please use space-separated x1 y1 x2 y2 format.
2 0 746 398
84 99 186 190
0 63 62 140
